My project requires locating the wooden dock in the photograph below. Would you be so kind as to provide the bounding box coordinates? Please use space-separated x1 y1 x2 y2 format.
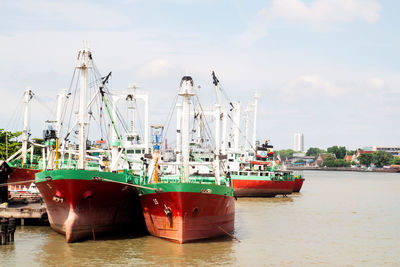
0 203 47 225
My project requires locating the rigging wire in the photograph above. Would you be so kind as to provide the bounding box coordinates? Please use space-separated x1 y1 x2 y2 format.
161 93 179 146
194 93 215 148
64 70 79 142
5 94 24 133
33 95 55 116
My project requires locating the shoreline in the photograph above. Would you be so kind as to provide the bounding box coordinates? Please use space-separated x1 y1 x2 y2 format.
286 166 400 173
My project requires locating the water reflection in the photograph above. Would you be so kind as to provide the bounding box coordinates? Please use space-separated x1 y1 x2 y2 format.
34 224 235 266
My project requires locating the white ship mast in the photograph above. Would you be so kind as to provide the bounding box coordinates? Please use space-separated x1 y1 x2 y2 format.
21 88 33 165
232 102 241 151
214 103 221 185
110 84 149 170
252 93 259 149
212 71 223 183
126 84 149 150
176 103 182 164
76 45 93 169
244 104 250 151
178 76 195 182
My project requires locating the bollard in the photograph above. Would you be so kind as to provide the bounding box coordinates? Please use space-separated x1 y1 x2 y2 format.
0 218 8 245
7 217 16 243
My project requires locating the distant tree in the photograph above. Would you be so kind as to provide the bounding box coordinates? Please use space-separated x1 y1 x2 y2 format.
359 153 373 166
321 153 336 167
346 150 356 156
335 159 350 167
324 153 336 161
322 159 336 167
322 158 351 167
390 157 400 165
306 147 325 158
327 146 346 159
0 129 22 160
372 151 393 168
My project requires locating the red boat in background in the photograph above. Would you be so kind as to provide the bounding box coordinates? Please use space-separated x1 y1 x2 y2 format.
228 141 297 197
232 177 295 197
8 167 40 189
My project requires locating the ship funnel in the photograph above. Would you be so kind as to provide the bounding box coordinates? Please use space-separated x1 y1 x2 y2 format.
179 76 195 96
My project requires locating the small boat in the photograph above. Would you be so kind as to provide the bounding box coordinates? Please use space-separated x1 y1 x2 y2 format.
230 160 295 197
228 140 296 197
139 76 235 243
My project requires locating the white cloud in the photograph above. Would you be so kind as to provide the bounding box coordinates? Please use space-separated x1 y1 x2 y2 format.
139 59 173 77
237 0 381 45
269 0 381 23
283 74 350 99
234 9 270 46
8 0 130 29
367 77 385 89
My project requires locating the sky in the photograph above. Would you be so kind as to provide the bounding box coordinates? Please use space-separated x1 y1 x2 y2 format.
0 0 399 150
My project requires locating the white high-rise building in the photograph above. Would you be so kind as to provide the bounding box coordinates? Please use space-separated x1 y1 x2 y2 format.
294 133 304 152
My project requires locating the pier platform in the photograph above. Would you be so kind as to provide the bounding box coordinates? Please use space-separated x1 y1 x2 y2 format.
0 203 47 225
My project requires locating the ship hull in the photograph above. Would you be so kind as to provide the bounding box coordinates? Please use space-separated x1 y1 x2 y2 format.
232 178 295 197
9 167 40 188
293 178 305 192
139 183 235 243
35 170 143 242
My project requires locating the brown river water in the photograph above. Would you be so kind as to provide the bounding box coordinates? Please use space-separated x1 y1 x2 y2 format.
1 171 400 266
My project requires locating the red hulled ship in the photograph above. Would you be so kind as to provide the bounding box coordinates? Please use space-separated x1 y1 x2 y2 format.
35 45 147 242
36 170 143 242
139 183 234 243
139 76 235 243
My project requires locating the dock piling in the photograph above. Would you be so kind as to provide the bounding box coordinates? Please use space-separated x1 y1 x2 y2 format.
7 217 16 243
1 218 8 245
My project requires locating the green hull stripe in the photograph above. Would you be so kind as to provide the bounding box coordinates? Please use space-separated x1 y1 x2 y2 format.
139 182 234 197
35 169 140 184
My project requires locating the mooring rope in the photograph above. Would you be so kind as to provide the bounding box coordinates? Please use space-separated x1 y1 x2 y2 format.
217 225 241 242
99 178 163 192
